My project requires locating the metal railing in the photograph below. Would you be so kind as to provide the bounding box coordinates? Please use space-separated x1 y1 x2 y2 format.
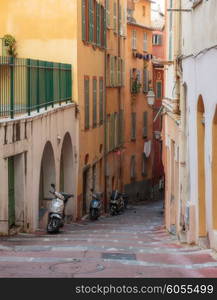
0 56 72 119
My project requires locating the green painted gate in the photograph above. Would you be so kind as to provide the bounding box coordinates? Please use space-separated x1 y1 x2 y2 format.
8 157 15 227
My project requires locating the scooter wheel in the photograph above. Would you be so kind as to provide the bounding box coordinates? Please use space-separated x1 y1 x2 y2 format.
47 217 60 233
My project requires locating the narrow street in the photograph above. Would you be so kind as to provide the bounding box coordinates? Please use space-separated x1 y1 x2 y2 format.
0 201 217 278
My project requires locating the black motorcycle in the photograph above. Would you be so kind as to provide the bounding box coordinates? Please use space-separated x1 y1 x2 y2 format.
89 189 102 221
109 190 125 215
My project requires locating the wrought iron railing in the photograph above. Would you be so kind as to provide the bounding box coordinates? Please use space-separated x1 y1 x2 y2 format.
0 56 72 119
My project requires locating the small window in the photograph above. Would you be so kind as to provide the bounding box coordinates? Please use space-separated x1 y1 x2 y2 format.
156 81 162 99
153 34 162 46
143 6 146 16
143 32 148 52
132 30 137 50
130 155 136 179
131 112 136 140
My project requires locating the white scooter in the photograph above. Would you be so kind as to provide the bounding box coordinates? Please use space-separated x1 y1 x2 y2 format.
47 184 74 233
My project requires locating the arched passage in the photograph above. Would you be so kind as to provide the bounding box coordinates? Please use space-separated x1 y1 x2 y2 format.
39 142 56 225
60 133 74 219
212 106 217 230
197 95 206 237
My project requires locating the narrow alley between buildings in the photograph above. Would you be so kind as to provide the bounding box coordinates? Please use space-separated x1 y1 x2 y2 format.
0 200 217 278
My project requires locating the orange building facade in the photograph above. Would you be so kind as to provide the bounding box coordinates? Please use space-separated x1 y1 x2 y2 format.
122 0 154 202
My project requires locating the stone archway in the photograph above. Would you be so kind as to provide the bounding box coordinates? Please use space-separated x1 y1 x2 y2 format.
197 95 206 237
39 141 56 227
60 132 74 220
212 106 217 230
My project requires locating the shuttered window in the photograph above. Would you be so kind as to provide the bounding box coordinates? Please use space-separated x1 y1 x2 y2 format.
143 111 148 138
143 67 149 93
89 0 94 43
117 57 121 86
121 59 125 86
113 1 117 33
106 0 110 28
153 34 162 45
130 155 136 179
143 32 148 51
131 112 136 140
156 81 162 99
114 113 118 148
99 78 104 125
132 30 137 50
110 56 115 86
93 78 97 128
119 4 122 35
84 77 90 129
82 0 87 41
96 2 101 46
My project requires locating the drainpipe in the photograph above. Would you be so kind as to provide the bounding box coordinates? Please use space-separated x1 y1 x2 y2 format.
104 6 108 213
117 0 123 192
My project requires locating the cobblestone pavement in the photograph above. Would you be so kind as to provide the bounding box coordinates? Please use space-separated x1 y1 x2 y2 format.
0 201 217 278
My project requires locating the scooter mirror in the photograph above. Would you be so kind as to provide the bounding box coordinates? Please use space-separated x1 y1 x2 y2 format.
51 183 56 189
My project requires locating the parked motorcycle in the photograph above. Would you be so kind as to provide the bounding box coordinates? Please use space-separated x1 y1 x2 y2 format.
47 184 74 233
109 190 125 215
89 189 102 221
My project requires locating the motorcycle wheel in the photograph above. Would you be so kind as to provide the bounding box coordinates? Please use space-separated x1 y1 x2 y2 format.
47 217 60 233
110 205 116 216
90 208 98 221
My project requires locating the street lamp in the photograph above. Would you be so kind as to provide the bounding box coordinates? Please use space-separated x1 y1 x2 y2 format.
147 88 155 106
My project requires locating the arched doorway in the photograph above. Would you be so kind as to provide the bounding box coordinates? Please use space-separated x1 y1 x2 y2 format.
212 106 217 230
60 133 74 220
197 95 206 237
39 141 56 227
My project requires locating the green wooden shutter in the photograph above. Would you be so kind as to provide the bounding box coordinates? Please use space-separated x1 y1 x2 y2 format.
156 81 162 99
84 77 90 129
131 112 136 140
143 111 148 138
111 56 114 86
82 0 86 41
8 157 15 227
96 2 101 46
89 0 94 43
143 67 149 93
113 1 117 33
117 58 121 86
93 78 97 127
119 4 122 35
103 5 107 48
106 0 110 28
99 78 104 124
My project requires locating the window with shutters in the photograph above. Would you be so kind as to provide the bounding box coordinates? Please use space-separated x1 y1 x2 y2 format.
123 6 127 37
89 0 94 43
106 54 110 86
130 155 136 179
119 4 123 36
131 112 136 140
153 34 162 46
142 153 148 177
143 67 149 93
113 1 117 33
156 80 162 99
132 30 137 50
107 114 110 152
121 59 125 86
143 32 148 51
93 77 97 128
114 112 118 148
99 78 104 125
117 58 121 86
84 77 90 130
131 68 141 94
105 0 110 28
143 111 148 138
82 0 89 42
100 4 106 48
96 2 101 46
110 55 115 86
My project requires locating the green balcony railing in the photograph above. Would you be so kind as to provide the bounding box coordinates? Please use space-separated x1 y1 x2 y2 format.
0 56 72 119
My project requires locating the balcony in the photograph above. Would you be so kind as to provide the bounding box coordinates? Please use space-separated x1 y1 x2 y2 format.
0 56 72 119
